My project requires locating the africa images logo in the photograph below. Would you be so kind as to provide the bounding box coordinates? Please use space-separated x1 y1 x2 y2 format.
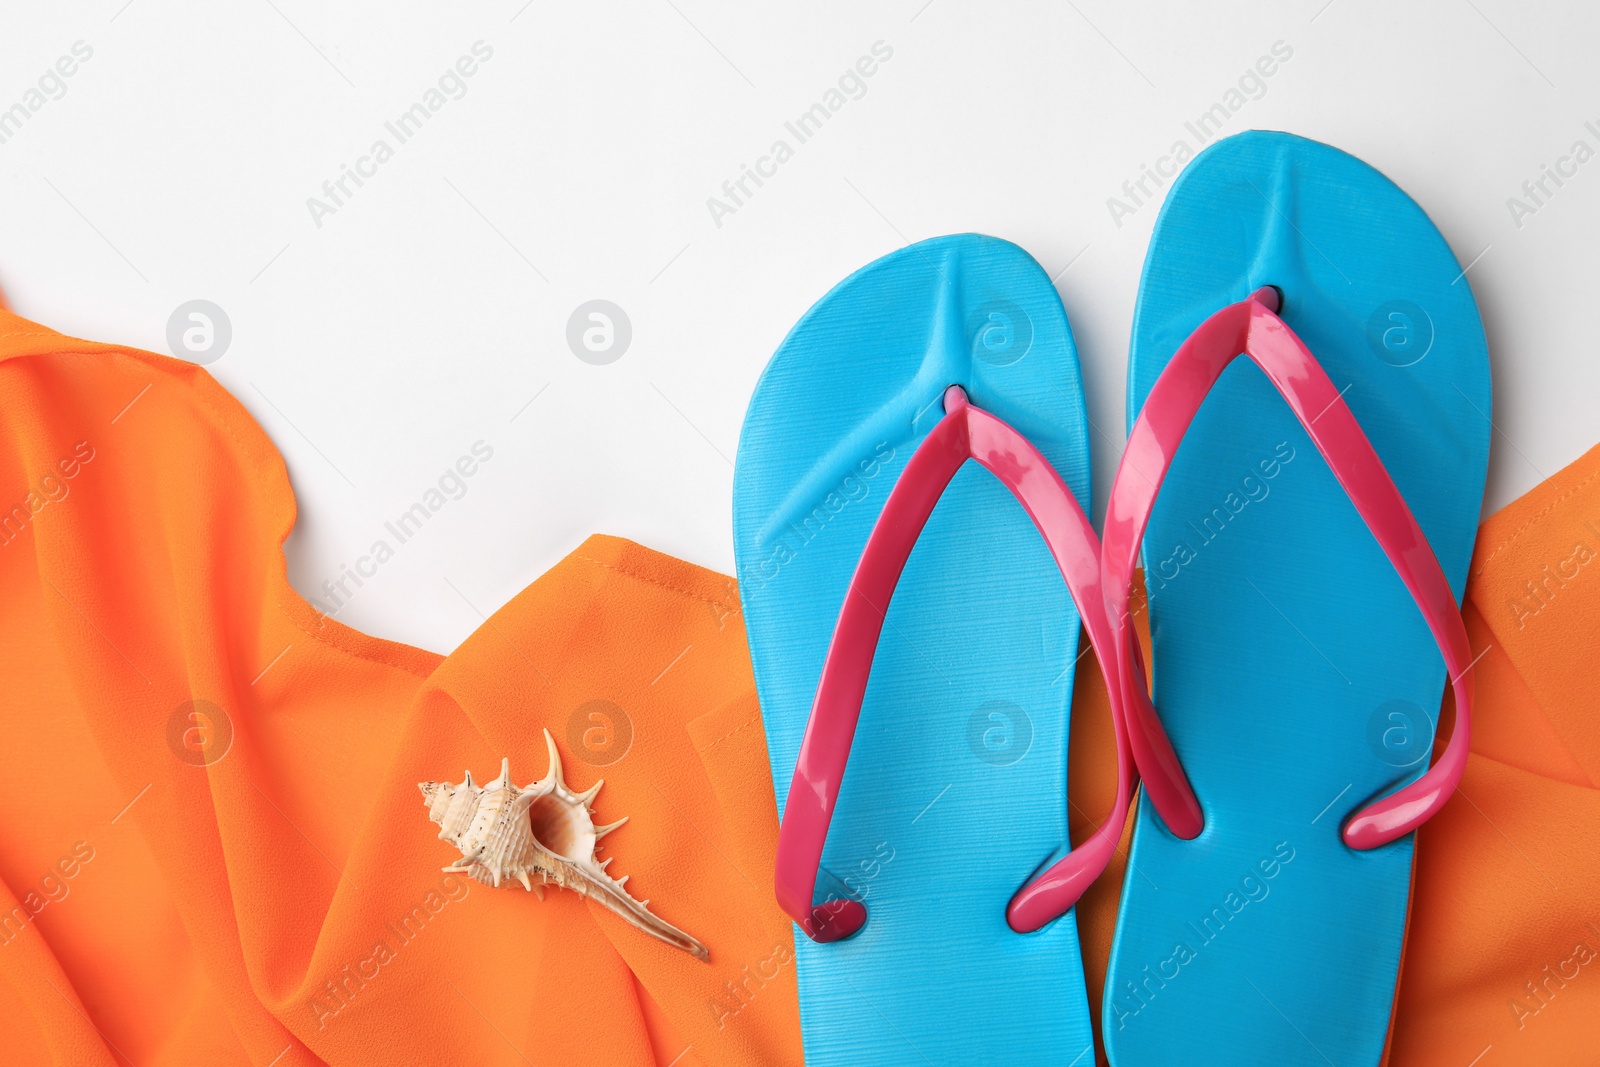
305 42 495 229
166 699 233 767
1106 40 1294 229
705 41 894 228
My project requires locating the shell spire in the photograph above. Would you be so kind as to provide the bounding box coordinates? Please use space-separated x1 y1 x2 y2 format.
419 730 709 961
542 731 565 791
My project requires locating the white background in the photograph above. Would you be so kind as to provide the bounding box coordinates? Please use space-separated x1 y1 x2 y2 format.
2 0 1594 653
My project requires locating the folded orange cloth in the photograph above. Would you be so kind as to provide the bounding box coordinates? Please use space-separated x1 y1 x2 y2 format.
2 304 1595 1065
0 309 799 1066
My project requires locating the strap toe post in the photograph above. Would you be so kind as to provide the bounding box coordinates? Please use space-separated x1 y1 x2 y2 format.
774 384 1134 943
1102 286 1474 853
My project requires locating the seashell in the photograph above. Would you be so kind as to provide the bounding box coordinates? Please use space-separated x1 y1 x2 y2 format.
419 729 709 961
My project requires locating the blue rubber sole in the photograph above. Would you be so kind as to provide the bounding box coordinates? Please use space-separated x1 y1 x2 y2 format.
1103 132 1491 1066
733 235 1096 1065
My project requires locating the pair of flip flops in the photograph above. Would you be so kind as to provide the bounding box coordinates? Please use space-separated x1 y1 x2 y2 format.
732 130 1490 1065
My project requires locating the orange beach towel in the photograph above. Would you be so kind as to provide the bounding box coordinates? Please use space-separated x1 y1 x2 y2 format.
1 305 1596 1065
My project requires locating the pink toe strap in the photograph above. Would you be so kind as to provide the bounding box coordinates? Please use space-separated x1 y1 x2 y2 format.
1101 288 1474 850
775 386 1133 942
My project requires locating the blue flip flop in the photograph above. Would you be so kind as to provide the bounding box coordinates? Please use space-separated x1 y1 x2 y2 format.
733 235 1118 1065
1100 131 1491 1065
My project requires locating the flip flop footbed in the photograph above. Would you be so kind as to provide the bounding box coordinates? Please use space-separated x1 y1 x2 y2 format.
734 235 1096 1065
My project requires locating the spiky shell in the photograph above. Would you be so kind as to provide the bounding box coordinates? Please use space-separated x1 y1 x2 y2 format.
419 730 709 961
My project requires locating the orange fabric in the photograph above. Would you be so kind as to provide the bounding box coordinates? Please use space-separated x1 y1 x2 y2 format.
0 309 800 1067
3 302 1596 1065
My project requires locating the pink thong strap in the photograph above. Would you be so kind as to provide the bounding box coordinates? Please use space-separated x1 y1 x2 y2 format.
1101 287 1474 850
774 385 1133 942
